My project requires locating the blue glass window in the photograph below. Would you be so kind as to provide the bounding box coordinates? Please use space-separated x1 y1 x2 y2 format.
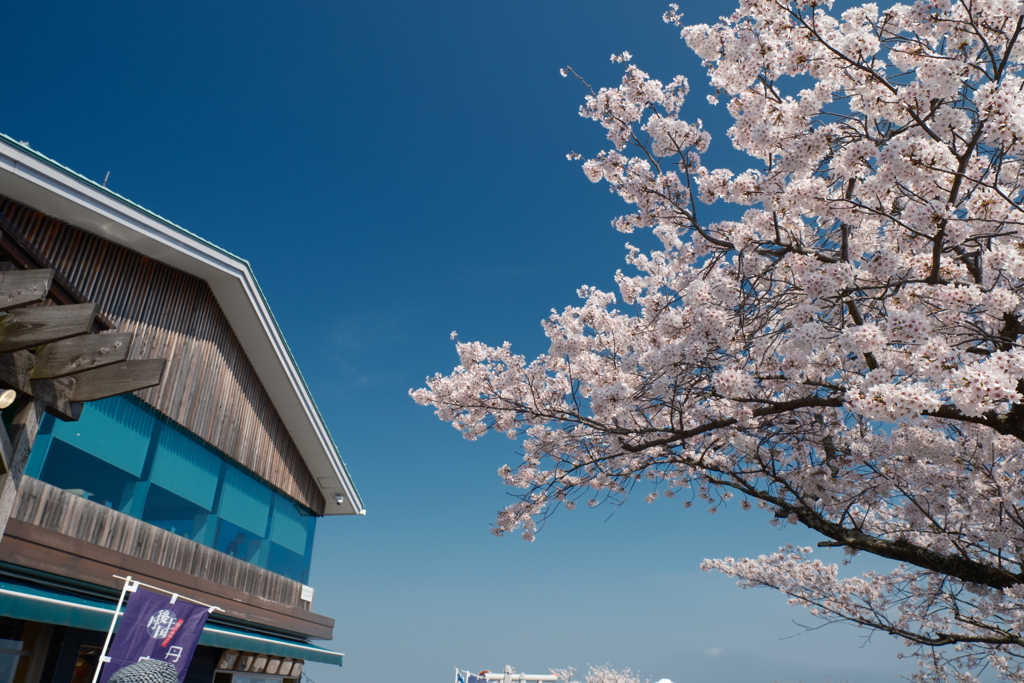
151 425 221 511
271 495 309 555
56 398 150 476
219 466 272 537
268 495 315 583
25 395 317 583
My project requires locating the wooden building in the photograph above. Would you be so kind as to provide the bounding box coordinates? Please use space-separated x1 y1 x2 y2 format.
0 133 364 683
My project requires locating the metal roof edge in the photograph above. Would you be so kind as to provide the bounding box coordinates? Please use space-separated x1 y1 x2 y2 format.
0 134 363 515
0 133 242 263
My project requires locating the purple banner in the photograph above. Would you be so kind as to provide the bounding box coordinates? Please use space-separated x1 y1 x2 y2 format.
98 587 211 683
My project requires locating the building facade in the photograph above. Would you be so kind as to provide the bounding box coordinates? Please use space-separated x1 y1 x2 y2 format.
0 134 363 683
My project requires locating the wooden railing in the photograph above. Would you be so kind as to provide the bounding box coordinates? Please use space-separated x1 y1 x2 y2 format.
12 477 308 609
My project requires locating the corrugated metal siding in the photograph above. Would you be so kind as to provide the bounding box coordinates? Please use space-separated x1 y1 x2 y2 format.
0 196 324 514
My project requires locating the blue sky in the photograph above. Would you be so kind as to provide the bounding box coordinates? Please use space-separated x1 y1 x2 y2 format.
3 2 916 682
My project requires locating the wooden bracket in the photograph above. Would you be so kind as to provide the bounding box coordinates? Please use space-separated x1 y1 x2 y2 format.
0 303 97 353
0 269 53 312
0 351 78 420
30 332 133 379
68 359 167 402
0 261 167 420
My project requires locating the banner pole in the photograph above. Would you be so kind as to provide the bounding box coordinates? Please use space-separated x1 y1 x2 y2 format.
92 575 135 683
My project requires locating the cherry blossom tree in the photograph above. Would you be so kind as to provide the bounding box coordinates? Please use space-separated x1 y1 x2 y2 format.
412 0 1024 679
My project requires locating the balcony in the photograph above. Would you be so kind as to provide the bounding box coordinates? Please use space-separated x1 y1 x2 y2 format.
1 477 332 640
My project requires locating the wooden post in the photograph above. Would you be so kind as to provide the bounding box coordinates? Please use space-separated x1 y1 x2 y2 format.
0 398 44 543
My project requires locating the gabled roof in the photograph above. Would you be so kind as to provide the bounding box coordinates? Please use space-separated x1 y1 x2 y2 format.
0 134 363 516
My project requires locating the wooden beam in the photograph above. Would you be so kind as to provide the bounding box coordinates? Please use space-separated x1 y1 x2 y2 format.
26 378 77 422
68 359 167 402
30 332 133 379
0 303 96 353
0 350 78 421
0 269 52 312
0 212 114 331
0 349 36 393
0 349 165 420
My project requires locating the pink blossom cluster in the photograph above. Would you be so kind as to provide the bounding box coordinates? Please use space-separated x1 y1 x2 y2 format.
414 0 1024 679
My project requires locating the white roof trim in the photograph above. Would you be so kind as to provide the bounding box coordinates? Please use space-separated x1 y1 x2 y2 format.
0 135 363 516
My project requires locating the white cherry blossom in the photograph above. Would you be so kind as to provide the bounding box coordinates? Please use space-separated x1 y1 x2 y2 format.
414 1 1024 679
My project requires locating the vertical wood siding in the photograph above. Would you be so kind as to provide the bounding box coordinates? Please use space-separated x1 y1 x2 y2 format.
0 196 324 514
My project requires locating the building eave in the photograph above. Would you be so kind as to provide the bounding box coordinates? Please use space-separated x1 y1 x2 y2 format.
0 134 363 516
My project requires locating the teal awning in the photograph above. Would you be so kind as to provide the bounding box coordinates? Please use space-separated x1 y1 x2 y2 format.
0 576 117 631
0 576 343 665
201 626 343 666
